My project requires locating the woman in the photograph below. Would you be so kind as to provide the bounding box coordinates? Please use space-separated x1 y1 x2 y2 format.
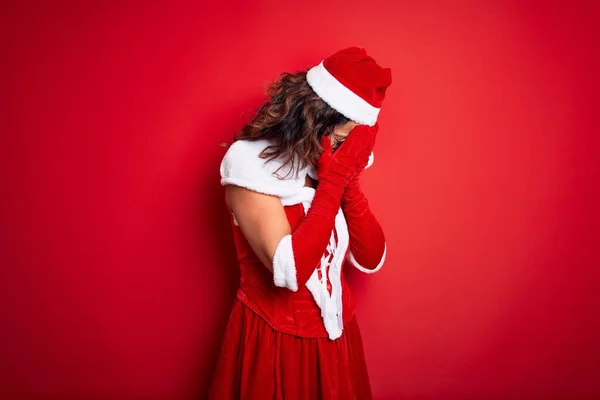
210 47 392 400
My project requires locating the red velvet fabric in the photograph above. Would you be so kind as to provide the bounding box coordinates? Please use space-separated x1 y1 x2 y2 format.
210 203 373 398
209 299 373 400
231 203 357 338
289 133 374 289
323 47 392 108
341 175 386 270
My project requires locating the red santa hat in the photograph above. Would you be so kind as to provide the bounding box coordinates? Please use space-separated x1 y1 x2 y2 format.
306 47 392 127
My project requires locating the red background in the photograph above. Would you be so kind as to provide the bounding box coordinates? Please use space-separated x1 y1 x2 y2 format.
1 1 599 399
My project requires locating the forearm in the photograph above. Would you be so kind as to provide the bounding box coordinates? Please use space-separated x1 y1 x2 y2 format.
342 183 386 272
272 125 378 289
272 182 343 291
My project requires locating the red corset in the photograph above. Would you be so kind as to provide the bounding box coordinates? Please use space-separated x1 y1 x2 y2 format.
230 202 356 338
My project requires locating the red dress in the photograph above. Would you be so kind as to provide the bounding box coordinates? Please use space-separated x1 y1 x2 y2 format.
210 139 385 400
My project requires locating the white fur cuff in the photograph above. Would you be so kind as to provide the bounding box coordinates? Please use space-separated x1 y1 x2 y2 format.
347 243 386 274
365 152 374 169
273 234 298 291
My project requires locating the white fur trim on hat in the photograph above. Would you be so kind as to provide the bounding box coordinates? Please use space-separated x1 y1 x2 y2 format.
307 61 380 127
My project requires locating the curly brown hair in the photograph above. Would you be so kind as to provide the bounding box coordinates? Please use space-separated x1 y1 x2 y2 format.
228 70 350 178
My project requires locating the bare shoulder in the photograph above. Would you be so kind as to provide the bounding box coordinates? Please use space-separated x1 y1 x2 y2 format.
225 185 283 216
218 138 298 266
219 139 306 199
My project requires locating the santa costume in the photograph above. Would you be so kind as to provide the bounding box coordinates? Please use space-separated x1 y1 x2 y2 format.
210 47 392 400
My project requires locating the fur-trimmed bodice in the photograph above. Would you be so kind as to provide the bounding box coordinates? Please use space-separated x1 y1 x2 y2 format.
220 139 358 339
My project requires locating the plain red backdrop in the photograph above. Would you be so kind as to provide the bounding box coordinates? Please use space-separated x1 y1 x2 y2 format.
1 1 599 399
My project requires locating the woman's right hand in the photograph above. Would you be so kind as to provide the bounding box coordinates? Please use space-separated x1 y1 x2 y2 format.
317 123 378 188
271 123 378 292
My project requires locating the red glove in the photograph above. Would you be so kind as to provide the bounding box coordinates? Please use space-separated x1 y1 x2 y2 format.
273 125 376 291
342 169 387 273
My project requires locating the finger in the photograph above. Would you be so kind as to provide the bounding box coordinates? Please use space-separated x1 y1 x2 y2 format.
371 123 379 141
319 135 334 167
320 135 333 154
338 124 371 149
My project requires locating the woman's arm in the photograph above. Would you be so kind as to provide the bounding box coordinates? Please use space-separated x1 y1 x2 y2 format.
271 125 378 291
225 185 291 272
223 140 358 290
341 175 387 273
221 125 377 292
